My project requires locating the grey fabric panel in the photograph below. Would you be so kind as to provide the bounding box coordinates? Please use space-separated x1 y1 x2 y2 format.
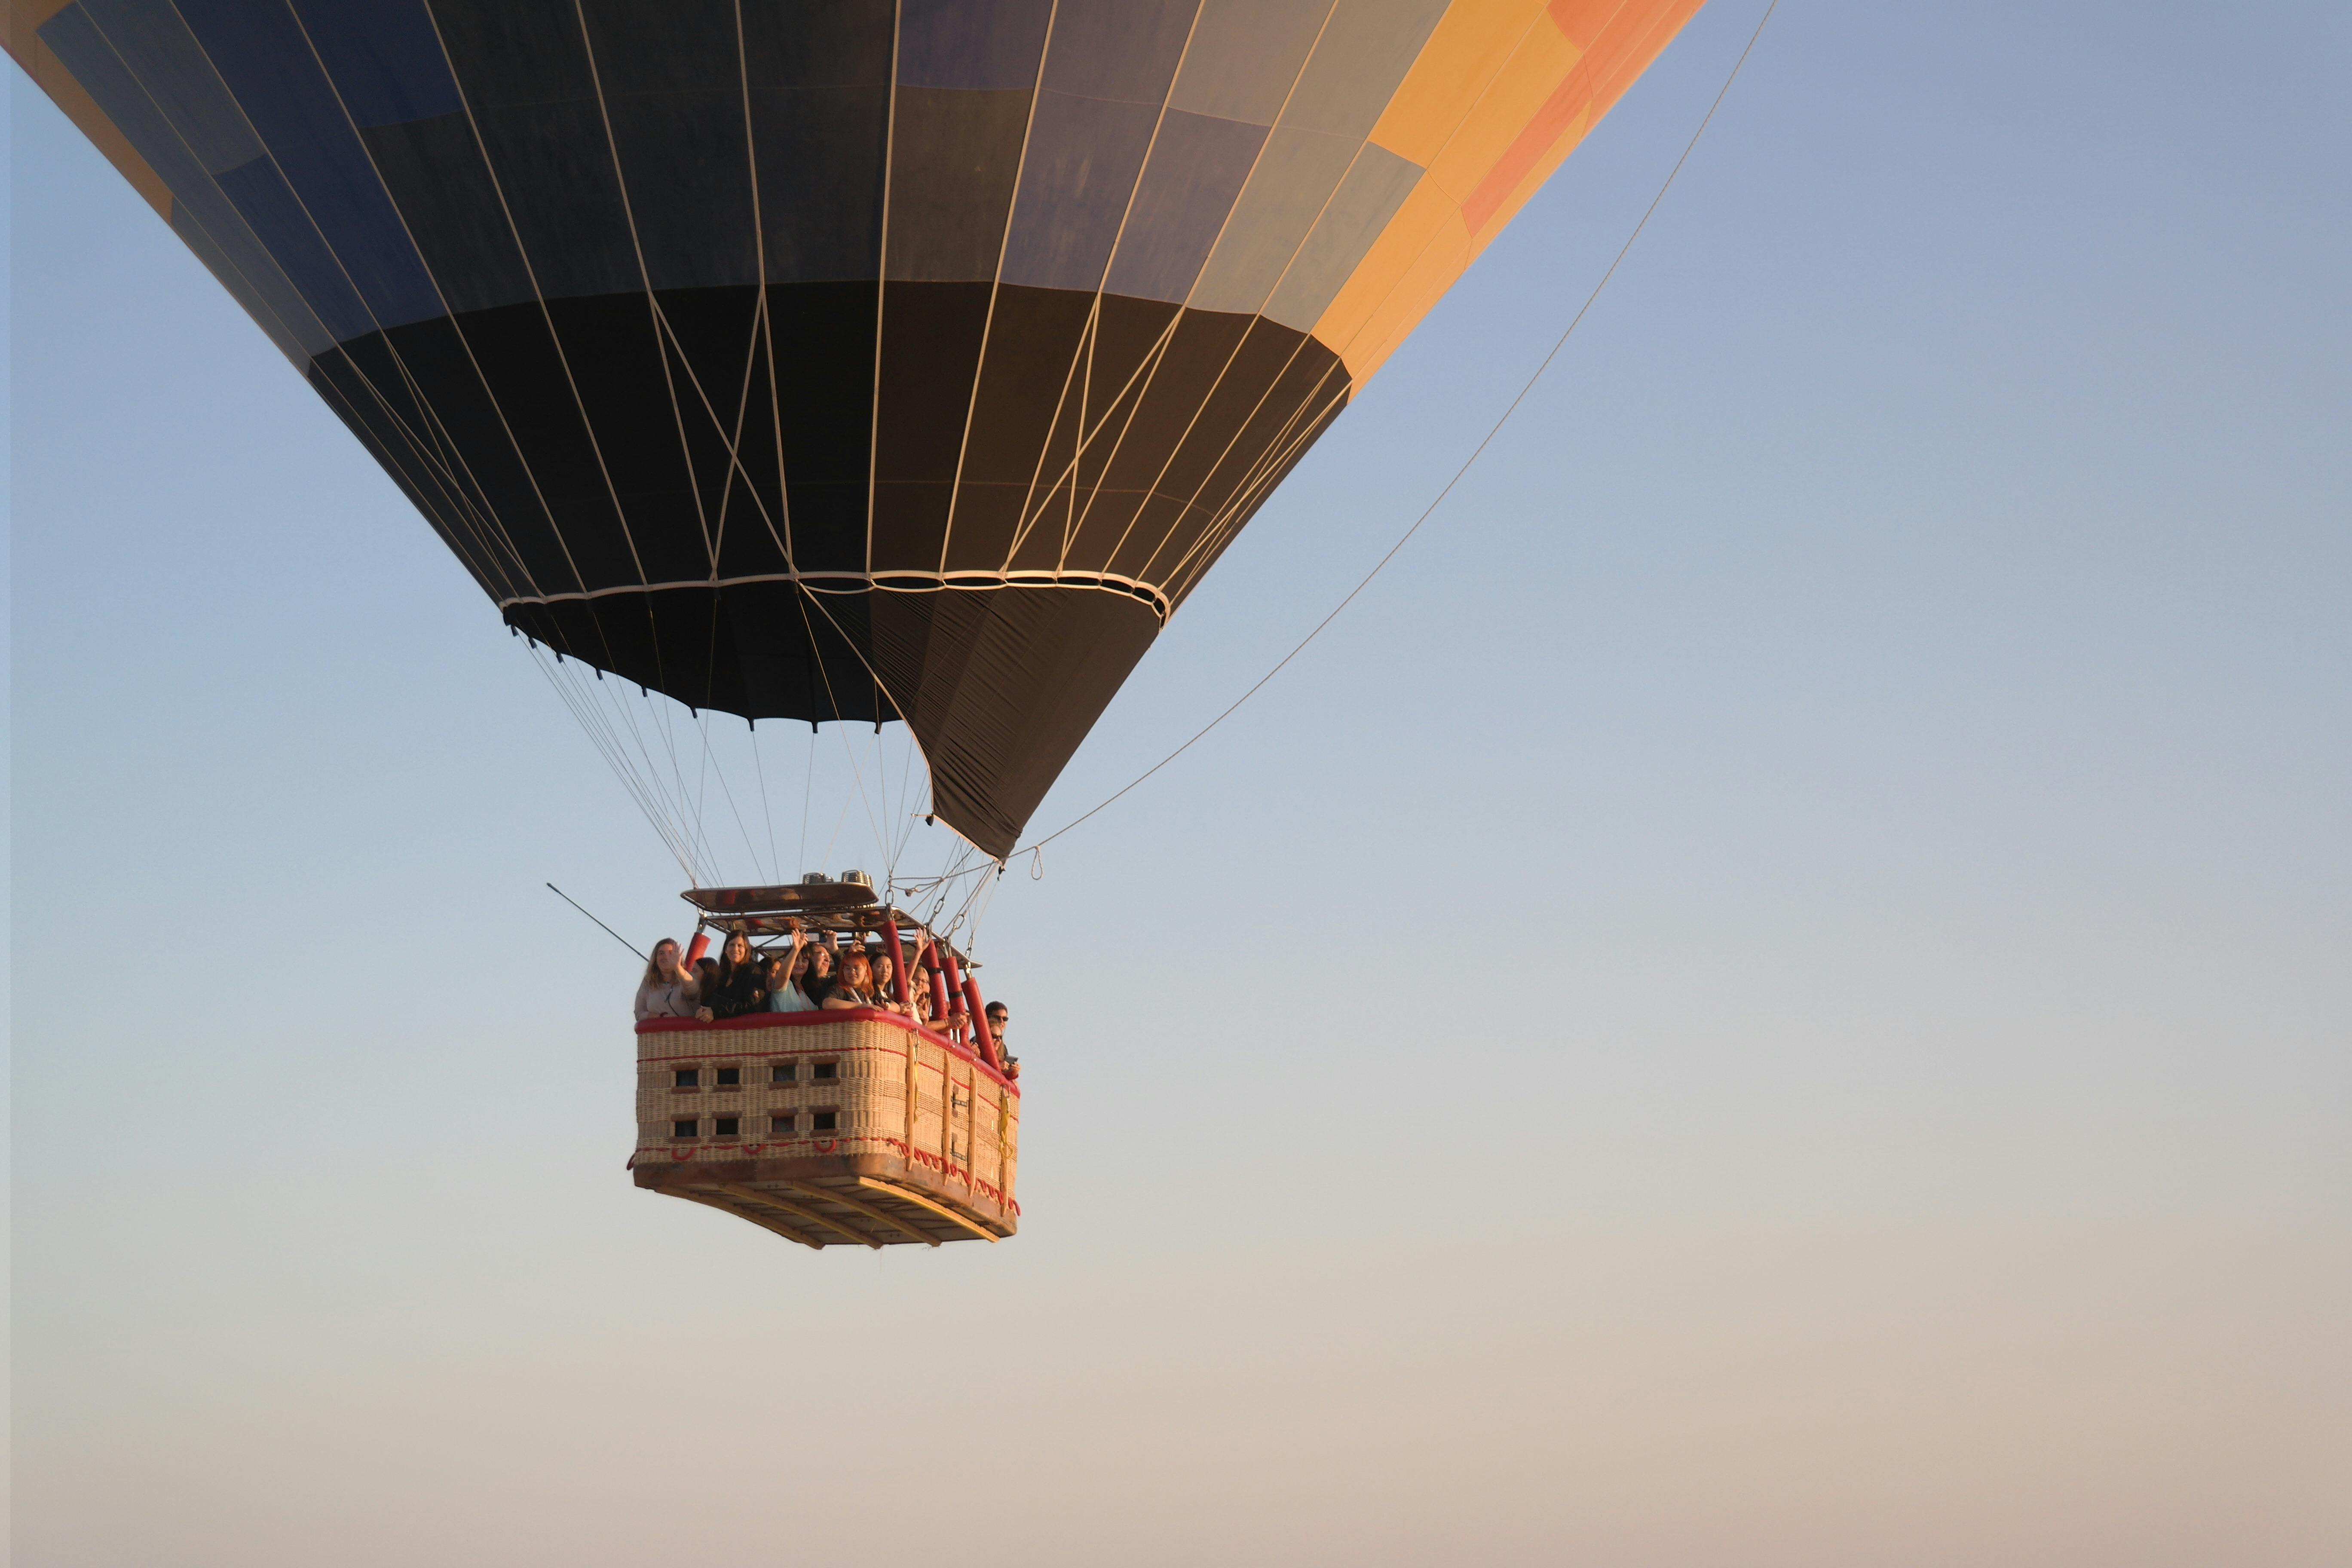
1101 108 1266 303
74 0 260 172
595 90 760 291
360 113 539 315
579 0 758 291
1281 0 1448 140
1037 0 1195 102
997 89 1159 291
1263 141 1420 330
1183 122 1357 314
430 0 597 105
896 0 1052 90
884 86 1032 282
1166 0 1330 126
431 0 641 300
462 99 644 299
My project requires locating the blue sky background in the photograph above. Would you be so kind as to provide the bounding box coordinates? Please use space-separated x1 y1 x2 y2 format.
11 3 2349 1564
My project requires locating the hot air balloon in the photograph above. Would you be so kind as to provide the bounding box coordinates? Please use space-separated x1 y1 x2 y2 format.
14 0 1704 1245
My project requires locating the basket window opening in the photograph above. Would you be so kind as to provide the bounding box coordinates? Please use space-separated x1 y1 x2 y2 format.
714 1067 740 1087
812 1062 838 1081
674 1069 699 1088
770 1064 795 1083
772 1114 795 1133
672 1119 698 1139
714 1118 739 1137
812 1110 837 1132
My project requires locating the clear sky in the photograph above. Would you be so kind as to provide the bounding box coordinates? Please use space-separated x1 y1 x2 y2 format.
10 3 2349 1565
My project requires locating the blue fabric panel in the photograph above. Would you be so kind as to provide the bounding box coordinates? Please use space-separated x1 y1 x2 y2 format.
287 0 461 129
166 189 335 359
1037 0 1195 102
73 0 259 172
896 0 1050 90
1102 108 1266 303
173 0 445 329
997 89 1158 291
213 155 378 341
39 3 336 354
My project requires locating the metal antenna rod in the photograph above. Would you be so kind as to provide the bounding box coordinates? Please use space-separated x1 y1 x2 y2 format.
547 882 647 961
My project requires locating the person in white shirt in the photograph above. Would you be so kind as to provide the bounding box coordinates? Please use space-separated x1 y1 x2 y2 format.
634 938 710 1022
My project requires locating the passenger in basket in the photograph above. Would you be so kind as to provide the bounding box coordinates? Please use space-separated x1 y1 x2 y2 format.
913 968 959 1029
820 951 879 1010
869 945 905 1013
766 923 818 1014
706 931 769 1019
802 940 836 1007
634 938 707 1022
913 964 959 1034
986 1001 1017 1078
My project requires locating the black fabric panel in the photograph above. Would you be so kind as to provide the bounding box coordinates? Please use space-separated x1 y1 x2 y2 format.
767 282 879 572
325 280 1347 851
873 281 991 566
502 581 1154 858
658 290 789 581
872 585 1158 857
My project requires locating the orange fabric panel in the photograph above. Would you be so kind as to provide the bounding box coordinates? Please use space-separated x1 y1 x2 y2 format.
1462 0 1698 237
1421 19 1583 204
1319 0 1703 379
1311 178 1460 358
1368 0 1554 169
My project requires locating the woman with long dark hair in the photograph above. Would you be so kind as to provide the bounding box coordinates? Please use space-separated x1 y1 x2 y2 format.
705 930 769 1019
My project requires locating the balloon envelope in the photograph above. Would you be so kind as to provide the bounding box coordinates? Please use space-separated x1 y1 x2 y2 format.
14 0 1701 855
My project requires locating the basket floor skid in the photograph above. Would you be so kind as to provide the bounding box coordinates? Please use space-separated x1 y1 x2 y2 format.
633 1012 1018 1248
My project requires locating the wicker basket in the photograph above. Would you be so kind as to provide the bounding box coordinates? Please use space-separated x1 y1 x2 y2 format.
631 1008 1019 1248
